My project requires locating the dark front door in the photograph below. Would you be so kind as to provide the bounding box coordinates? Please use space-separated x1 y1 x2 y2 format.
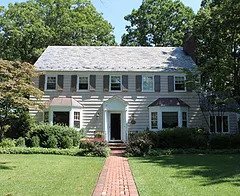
53 112 69 126
110 113 121 140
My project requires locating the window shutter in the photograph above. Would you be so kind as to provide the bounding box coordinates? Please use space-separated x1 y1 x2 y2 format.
136 75 142 92
122 75 128 92
90 75 96 91
168 76 174 92
103 75 109 92
186 75 193 92
57 75 64 91
71 75 77 92
39 74 45 91
154 75 161 92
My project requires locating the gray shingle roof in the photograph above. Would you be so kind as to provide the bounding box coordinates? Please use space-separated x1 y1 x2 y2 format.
35 46 196 72
48 98 82 108
149 98 190 107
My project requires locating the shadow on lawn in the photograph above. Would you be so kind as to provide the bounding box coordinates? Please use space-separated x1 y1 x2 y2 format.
0 162 15 170
136 154 240 186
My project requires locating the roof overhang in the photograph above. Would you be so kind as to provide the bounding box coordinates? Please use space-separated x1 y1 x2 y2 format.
149 98 189 107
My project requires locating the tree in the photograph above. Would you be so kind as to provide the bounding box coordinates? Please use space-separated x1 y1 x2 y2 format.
121 0 195 46
193 0 240 103
0 0 115 63
0 59 43 141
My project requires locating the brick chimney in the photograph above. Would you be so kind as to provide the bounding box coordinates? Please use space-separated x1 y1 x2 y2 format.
183 31 196 63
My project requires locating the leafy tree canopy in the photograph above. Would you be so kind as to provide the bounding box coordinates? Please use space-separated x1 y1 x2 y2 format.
0 0 116 63
0 59 43 140
121 0 195 46
193 0 240 103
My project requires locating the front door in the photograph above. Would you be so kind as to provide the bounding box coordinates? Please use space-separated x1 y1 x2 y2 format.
110 113 121 141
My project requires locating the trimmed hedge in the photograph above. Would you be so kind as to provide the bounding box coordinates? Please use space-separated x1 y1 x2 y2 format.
0 146 109 157
0 147 81 156
126 128 240 156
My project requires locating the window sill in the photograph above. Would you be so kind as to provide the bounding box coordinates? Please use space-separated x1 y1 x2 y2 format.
45 89 57 92
174 90 187 92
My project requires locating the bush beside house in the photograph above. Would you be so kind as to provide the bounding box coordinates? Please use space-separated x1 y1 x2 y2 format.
126 128 240 156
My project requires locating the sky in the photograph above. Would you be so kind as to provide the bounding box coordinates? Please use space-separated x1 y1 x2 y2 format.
1 0 202 44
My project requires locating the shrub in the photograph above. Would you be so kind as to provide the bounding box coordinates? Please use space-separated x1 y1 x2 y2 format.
209 134 231 149
79 139 110 157
156 128 208 149
230 134 240 149
5 110 35 139
15 137 26 147
59 136 73 149
27 124 83 149
0 138 16 148
126 131 153 156
46 135 58 148
31 136 40 147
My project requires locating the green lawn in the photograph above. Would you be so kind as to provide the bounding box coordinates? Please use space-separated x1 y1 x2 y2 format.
0 154 104 196
129 154 240 196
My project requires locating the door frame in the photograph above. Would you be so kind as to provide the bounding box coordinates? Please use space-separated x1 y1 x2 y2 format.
109 112 122 142
103 96 128 143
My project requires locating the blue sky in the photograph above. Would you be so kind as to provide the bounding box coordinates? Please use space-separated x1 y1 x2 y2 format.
1 0 201 44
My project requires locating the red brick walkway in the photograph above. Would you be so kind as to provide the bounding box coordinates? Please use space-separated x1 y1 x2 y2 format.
92 155 139 196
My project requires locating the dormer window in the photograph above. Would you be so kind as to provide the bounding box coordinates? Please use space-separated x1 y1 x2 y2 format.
174 76 186 91
46 76 57 90
110 76 121 91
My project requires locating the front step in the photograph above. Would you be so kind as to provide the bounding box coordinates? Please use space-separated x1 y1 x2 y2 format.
108 142 127 156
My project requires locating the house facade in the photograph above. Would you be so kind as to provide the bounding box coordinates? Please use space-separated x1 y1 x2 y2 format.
31 46 238 142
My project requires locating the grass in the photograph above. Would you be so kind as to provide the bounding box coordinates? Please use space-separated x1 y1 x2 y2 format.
129 154 240 196
0 154 105 196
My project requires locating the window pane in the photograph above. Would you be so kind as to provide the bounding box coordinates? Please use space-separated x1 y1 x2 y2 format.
74 121 80 128
79 77 88 90
151 112 158 129
175 76 185 91
74 112 80 120
47 77 56 90
210 116 215 133
182 112 187 127
216 116 222 133
223 116 228 133
143 76 153 91
111 76 121 91
162 112 178 128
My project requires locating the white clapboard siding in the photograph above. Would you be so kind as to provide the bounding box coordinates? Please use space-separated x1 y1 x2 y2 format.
30 71 237 134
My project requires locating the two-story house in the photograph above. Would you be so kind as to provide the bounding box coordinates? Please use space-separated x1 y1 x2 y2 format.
31 46 239 142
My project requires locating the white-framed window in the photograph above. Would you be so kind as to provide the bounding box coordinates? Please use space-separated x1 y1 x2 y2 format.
45 76 57 90
174 76 186 91
78 76 89 91
210 115 229 133
162 112 178 128
142 76 154 92
74 112 81 128
182 112 187 127
151 112 158 130
110 75 121 91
